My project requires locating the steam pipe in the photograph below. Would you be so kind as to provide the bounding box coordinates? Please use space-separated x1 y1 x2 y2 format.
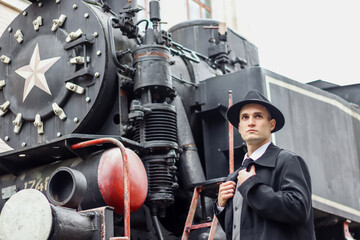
174 96 206 187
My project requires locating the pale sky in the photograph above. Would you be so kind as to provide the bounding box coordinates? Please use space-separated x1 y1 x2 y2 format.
237 0 360 86
3 0 360 87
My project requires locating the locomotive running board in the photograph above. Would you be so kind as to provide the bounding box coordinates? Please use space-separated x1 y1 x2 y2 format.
0 134 142 175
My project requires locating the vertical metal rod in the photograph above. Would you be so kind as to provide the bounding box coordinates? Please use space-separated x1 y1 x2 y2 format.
151 215 164 240
71 138 130 238
83 45 87 68
228 90 234 174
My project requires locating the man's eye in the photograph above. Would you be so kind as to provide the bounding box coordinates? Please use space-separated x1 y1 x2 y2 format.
255 115 263 118
241 116 248 120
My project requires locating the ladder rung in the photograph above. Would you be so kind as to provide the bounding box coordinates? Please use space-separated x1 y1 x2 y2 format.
186 222 213 231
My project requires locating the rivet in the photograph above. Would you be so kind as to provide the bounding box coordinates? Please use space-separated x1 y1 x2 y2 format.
93 32 98 38
57 132 61 137
86 97 91 102
4 136 9 141
22 142 26 147
38 2 43 7
19 153 26 157
56 0 60 3
8 28 12 32
95 72 100 78
74 117 79 123
73 4 77 9
96 50 101 56
84 13 89 18
23 11 27 16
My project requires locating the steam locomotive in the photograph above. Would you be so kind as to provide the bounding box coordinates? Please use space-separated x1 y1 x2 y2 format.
1 0 360 239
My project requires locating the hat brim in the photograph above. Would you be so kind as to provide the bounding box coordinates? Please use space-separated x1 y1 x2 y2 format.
226 100 285 133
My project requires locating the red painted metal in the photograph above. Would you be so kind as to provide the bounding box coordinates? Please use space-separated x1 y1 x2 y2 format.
344 220 355 240
207 216 218 239
182 186 201 240
181 185 220 240
97 147 147 214
187 222 212 230
71 138 135 239
228 90 234 174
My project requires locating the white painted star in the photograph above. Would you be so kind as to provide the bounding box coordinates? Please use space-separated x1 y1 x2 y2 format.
15 43 60 102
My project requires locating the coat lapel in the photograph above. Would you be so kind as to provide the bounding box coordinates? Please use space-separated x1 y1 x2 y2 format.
252 143 281 168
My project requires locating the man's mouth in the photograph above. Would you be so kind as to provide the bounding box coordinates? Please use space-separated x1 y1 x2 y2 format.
247 129 257 133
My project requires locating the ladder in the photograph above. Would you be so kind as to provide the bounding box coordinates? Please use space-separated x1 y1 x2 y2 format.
181 177 226 240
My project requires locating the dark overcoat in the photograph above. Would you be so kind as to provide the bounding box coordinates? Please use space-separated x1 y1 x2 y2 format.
214 143 316 240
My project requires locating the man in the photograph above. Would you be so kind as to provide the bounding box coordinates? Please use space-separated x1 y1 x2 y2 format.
214 90 315 239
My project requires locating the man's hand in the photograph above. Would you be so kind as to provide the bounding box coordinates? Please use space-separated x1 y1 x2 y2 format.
217 181 236 207
237 165 256 185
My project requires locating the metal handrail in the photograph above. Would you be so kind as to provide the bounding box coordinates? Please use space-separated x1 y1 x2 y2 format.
71 138 130 239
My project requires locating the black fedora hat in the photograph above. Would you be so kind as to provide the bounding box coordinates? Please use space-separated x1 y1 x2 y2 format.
226 90 285 133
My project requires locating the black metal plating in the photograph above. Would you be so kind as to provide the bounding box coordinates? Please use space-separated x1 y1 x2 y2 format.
132 44 173 93
143 151 178 218
132 103 178 150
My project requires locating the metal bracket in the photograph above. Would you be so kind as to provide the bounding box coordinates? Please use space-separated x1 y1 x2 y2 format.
0 101 10 116
64 34 95 50
52 103 67 120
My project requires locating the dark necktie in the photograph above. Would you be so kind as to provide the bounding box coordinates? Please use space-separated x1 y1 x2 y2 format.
241 158 254 172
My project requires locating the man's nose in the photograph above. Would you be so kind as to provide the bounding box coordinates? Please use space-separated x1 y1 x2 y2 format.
248 116 255 125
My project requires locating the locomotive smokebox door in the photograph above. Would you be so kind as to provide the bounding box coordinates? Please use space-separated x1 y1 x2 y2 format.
0 0 116 149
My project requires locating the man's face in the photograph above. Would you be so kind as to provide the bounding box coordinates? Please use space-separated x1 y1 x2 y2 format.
238 103 276 146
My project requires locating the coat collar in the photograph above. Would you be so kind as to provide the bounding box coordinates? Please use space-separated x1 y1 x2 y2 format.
226 143 282 182
253 143 281 168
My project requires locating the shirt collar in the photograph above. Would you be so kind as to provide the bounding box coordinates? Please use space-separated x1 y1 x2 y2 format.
243 141 271 162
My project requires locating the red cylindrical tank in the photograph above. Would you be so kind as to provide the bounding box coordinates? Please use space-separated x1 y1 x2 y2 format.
45 147 148 215
97 147 148 214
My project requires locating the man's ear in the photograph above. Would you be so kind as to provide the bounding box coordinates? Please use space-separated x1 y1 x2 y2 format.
270 119 276 131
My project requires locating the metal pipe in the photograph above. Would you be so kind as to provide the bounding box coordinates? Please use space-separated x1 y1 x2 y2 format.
174 96 206 187
228 90 234 174
50 204 94 239
71 138 131 239
151 215 164 240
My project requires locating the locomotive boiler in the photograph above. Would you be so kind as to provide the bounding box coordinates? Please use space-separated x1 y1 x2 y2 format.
0 0 360 239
